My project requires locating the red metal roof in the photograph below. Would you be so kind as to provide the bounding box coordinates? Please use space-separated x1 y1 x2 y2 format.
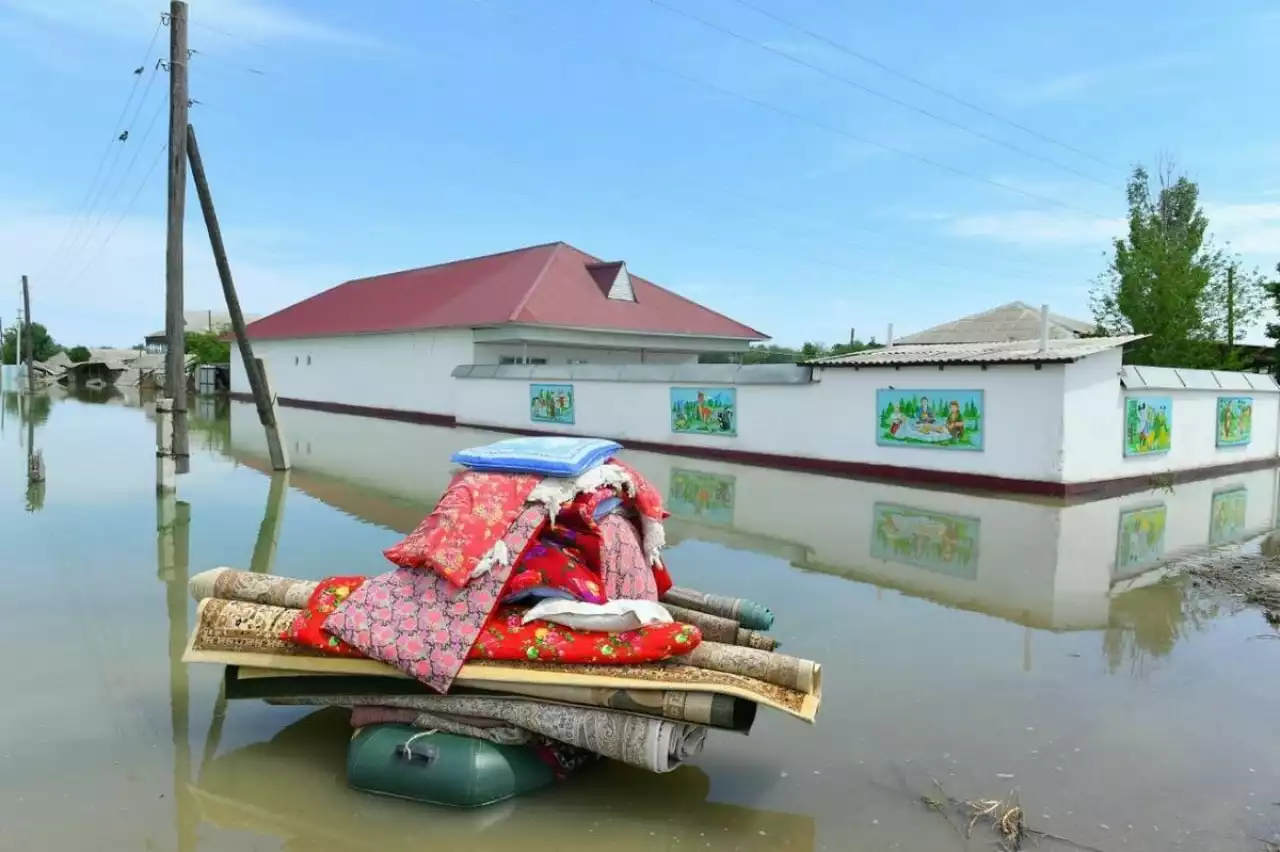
243 242 769 342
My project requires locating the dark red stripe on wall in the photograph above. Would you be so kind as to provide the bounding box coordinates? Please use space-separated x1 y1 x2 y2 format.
232 393 1279 500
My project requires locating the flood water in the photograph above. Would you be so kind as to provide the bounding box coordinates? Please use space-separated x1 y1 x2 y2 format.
3 387 1280 851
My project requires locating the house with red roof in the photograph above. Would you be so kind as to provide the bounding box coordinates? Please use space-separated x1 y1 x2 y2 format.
230 241 768 420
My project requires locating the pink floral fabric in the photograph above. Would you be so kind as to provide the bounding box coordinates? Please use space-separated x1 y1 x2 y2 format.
597 514 660 602
324 505 548 692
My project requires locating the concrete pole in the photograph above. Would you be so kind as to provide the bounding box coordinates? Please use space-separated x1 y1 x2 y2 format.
886 323 895 347
1038 304 1051 352
156 397 176 492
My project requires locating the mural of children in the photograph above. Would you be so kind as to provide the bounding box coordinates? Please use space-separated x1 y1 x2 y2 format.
918 396 935 424
1222 404 1236 440
696 391 712 426
1136 402 1150 448
945 400 965 440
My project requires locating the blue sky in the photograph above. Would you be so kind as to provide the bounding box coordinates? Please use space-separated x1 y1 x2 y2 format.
0 0 1277 348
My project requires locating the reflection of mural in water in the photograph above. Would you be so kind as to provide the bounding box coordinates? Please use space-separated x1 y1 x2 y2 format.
1216 396 1253 448
1115 504 1167 575
530 383 575 425
667 468 736 526
1123 396 1172 456
876 388 983 451
1209 487 1248 544
670 387 736 436
870 503 980 578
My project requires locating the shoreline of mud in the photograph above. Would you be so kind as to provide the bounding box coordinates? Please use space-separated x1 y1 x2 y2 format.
1173 532 1280 623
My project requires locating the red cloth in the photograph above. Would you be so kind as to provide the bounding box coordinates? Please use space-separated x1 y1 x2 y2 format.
284 576 368 658
287 576 703 664
382 470 541 588
504 539 607 604
606 458 669 522
549 479 674 597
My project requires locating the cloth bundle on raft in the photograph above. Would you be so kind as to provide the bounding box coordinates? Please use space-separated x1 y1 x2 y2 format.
181 436 822 808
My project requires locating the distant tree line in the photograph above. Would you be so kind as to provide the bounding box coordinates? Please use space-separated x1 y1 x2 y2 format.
1 321 230 370
700 338 883 364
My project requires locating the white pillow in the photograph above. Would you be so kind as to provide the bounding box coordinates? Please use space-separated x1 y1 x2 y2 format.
521 598 673 632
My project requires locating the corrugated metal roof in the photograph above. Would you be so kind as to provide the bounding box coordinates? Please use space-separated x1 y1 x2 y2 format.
894 301 1097 345
1120 365 1280 393
808 335 1144 367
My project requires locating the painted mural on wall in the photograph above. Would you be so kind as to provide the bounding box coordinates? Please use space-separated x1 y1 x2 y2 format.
1115 504 1167 575
1209 487 1249 544
670 387 737 436
870 502 980 579
1216 396 1253 448
876 389 984 451
530 383 575 425
668 468 736 526
1122 396 1172 456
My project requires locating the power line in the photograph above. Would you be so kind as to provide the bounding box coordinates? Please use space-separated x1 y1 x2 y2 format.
646 0 1118 189
469 0 1112 220
722 0 1122 170
54 59 167 283
63 145 169 292
35 16 165 280
54 70 169 288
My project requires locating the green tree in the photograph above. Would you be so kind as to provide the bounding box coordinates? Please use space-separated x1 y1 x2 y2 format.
1202 255 1268 369
66 345 92 363
1089 164 1221 367
1263 263 1280 374
2 322 62 364
185 330 231 371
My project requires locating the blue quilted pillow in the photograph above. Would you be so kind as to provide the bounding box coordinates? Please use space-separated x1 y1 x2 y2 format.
451 436 623 478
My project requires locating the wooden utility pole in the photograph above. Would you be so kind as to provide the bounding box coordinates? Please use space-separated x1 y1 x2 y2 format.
187 124 290 471
21 275 33 394
165 0 191 472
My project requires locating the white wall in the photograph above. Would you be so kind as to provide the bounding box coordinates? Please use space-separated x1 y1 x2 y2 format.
453 363 1069 484
228 402 1279 631
473 343 696 365
1061 350 1280 483
230 329 474 417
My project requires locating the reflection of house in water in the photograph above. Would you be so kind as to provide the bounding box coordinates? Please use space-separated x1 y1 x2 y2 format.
227 403 1280 634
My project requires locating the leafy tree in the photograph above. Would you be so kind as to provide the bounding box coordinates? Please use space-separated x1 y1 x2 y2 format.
1090 164 1222 367
1263 263 1280 374
184 330 231 371
66 345 92 363
1 322 62 364
699 338 882 364
1202 255 1268 369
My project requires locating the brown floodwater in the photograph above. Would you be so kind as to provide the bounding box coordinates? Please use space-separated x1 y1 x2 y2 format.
2 388 1279 851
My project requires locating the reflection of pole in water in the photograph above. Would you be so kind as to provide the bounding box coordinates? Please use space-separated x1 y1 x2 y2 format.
250 471 290 574
1023 623 1033 673
158 494 199 851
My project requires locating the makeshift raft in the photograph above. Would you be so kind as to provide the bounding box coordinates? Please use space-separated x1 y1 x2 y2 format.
182 436 823 808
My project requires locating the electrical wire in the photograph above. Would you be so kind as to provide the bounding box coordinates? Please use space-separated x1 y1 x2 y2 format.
468 0 1112 220
723 0 1123 170
35 17 165 281
63 145 169 292
54 61 166 283
56 87 169 288
646 0 1118 188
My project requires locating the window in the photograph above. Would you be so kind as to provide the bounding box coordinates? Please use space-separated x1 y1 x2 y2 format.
306 355 312 366
568 359 588 364
499 356 547 365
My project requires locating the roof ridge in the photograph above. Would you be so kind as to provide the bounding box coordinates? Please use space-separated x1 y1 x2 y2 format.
506 242 566 322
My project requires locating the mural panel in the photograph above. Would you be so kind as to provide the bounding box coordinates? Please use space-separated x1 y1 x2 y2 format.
876 389 984 451
1123 396 1172 456
1216 396 1253 448
671 387 737 436
1209 487 1249 545
530 383 574 424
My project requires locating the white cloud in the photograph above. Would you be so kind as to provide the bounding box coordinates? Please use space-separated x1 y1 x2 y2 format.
0 204 357 345
947 209 1123 246
0 0 385 53
1204 202 1280 254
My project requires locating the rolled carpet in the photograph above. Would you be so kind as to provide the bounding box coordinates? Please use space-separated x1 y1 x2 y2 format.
675 641 820 695
662 604 779 652
348 705 532 745
661 586 774 631
225 666 758 732
189 567 316 609
275 693 707 773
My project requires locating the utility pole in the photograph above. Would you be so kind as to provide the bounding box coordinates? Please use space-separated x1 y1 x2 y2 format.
21 275 33 394
187 123 289 471
1226 262 1237 352
164 0 191 472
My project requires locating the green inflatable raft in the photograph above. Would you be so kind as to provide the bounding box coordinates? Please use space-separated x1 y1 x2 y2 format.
347 725 561 808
